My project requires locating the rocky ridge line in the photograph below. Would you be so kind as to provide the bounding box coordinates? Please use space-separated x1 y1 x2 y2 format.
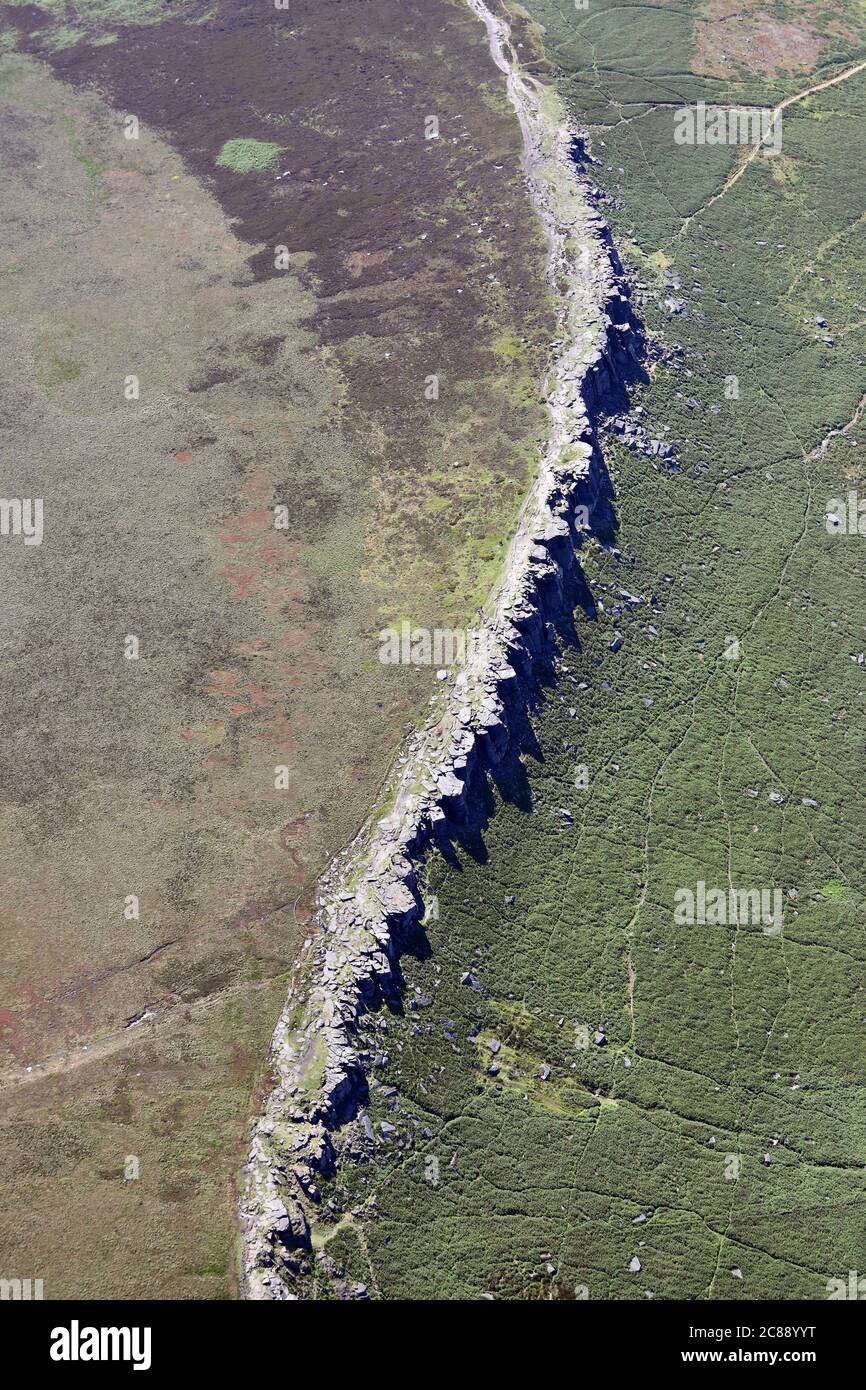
239 0 642 1298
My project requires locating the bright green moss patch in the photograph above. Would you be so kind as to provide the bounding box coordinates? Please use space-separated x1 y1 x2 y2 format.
820 880 846 900
215 138 281 173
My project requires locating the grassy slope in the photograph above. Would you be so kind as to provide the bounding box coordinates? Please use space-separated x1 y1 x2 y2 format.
308 0 866 1299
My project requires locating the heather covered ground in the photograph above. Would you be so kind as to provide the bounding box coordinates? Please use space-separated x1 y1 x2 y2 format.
0 0 552 1296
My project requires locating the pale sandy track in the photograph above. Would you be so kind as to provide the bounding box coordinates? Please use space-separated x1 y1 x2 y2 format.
680 58 866 233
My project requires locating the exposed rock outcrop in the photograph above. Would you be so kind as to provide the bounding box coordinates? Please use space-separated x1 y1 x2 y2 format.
239 0 645 1299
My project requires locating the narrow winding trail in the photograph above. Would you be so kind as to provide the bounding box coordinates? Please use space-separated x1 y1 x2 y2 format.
679 57 866 234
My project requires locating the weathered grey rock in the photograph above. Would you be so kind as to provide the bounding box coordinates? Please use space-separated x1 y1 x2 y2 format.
380 881 416 916
240 0 648 1301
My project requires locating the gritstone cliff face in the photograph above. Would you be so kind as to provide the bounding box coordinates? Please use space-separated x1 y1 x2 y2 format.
239 0 645 1299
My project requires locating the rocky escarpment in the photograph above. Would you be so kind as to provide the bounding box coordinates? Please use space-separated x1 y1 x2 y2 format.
239 0 645 1299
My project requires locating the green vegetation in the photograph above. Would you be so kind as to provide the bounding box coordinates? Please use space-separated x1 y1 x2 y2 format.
61 113 105 200
5 0 207 37
215 137 282 173
36 350 82 386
